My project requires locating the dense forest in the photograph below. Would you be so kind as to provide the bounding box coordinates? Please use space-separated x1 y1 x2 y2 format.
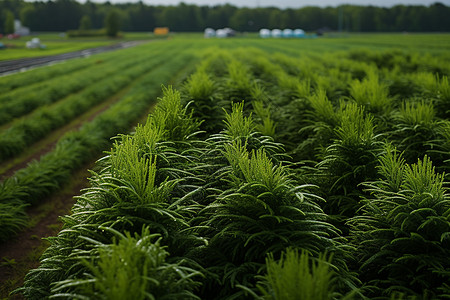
0 0 449 34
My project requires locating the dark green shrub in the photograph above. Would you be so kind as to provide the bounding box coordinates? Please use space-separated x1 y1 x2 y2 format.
248 248 356 300
348 145 450 298
316 102 382 219
190 103 355 299
49 228 202 300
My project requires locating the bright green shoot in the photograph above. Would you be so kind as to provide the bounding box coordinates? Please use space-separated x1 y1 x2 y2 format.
151 85 200 141
337 102 375 147
252 100 276 137
109 136 173 205
51 228 201 300
308 89 339 127
223 101 256 139
223 140 288 192
349 66 391 114
398 100 435 127
377 143 406 193
258 248 337 300
227 59 252 92
186 70 215 100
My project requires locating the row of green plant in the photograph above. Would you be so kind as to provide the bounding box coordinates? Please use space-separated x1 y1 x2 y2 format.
20 80 450 299
0 44 187 163
184 46 450 298
0 46 196 243
18 87 354 299
0 55 96 93
0 47 158 126
190 46 449 169
3 39 447 299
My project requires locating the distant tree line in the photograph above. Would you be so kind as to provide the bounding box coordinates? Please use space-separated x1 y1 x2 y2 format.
0 0 449 34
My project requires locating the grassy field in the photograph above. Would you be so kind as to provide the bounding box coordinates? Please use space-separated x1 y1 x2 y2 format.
1 33 449 299
2 32 449 61
0 32 159 61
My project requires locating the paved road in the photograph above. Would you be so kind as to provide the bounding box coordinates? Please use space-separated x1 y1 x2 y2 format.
0 40 147 76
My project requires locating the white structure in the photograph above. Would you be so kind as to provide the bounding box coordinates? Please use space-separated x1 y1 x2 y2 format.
259 28 271 38
216 28 235 38
282 29 293 38
204 28 215 38
294 29 306 38
271 29 282 38
26 38 45 49
14 20 30 36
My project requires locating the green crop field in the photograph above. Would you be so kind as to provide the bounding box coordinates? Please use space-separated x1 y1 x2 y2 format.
1 33 450 299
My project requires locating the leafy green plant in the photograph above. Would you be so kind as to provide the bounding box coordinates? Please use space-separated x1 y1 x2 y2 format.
187 102 354 299
0 52 151 126
250 248 355 300
18 85 203 298
431 75 450 119
0 202 27 242
252 100 276 137
349 66 392 115
315 102 382 219
426 120 450 176
50 227 202 300
348 145 450 298
389 100 440 164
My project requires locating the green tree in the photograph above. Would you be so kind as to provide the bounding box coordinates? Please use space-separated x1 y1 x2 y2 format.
104 9 120 37
20 6 35 29
79 15 92 30
4 10 15 34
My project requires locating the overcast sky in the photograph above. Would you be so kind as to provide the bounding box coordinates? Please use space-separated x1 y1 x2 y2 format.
79 0 450 8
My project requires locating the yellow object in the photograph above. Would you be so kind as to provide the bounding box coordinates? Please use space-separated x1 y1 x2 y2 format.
154 27 169 35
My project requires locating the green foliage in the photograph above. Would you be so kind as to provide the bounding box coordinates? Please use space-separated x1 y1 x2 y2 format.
184 68 222 133
11 40 450 300
225 59 253 101
349 66 392 115
151 85 201 140
426 121 450 176
4 10 14 34
50 228 202 300
255 249 342 300
18 84 202 299
223 102 256 139
252 100 276 137
188 102 353 299
67 29 106 38
432 76 450 119
186 70 215 100
284 89 337 161
79 15 92 30
0 45 195 242
390 100 440 163
105 10 120 37
0 202 28 242
316 102 382 218
0 49 170 161
348 146 450 298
